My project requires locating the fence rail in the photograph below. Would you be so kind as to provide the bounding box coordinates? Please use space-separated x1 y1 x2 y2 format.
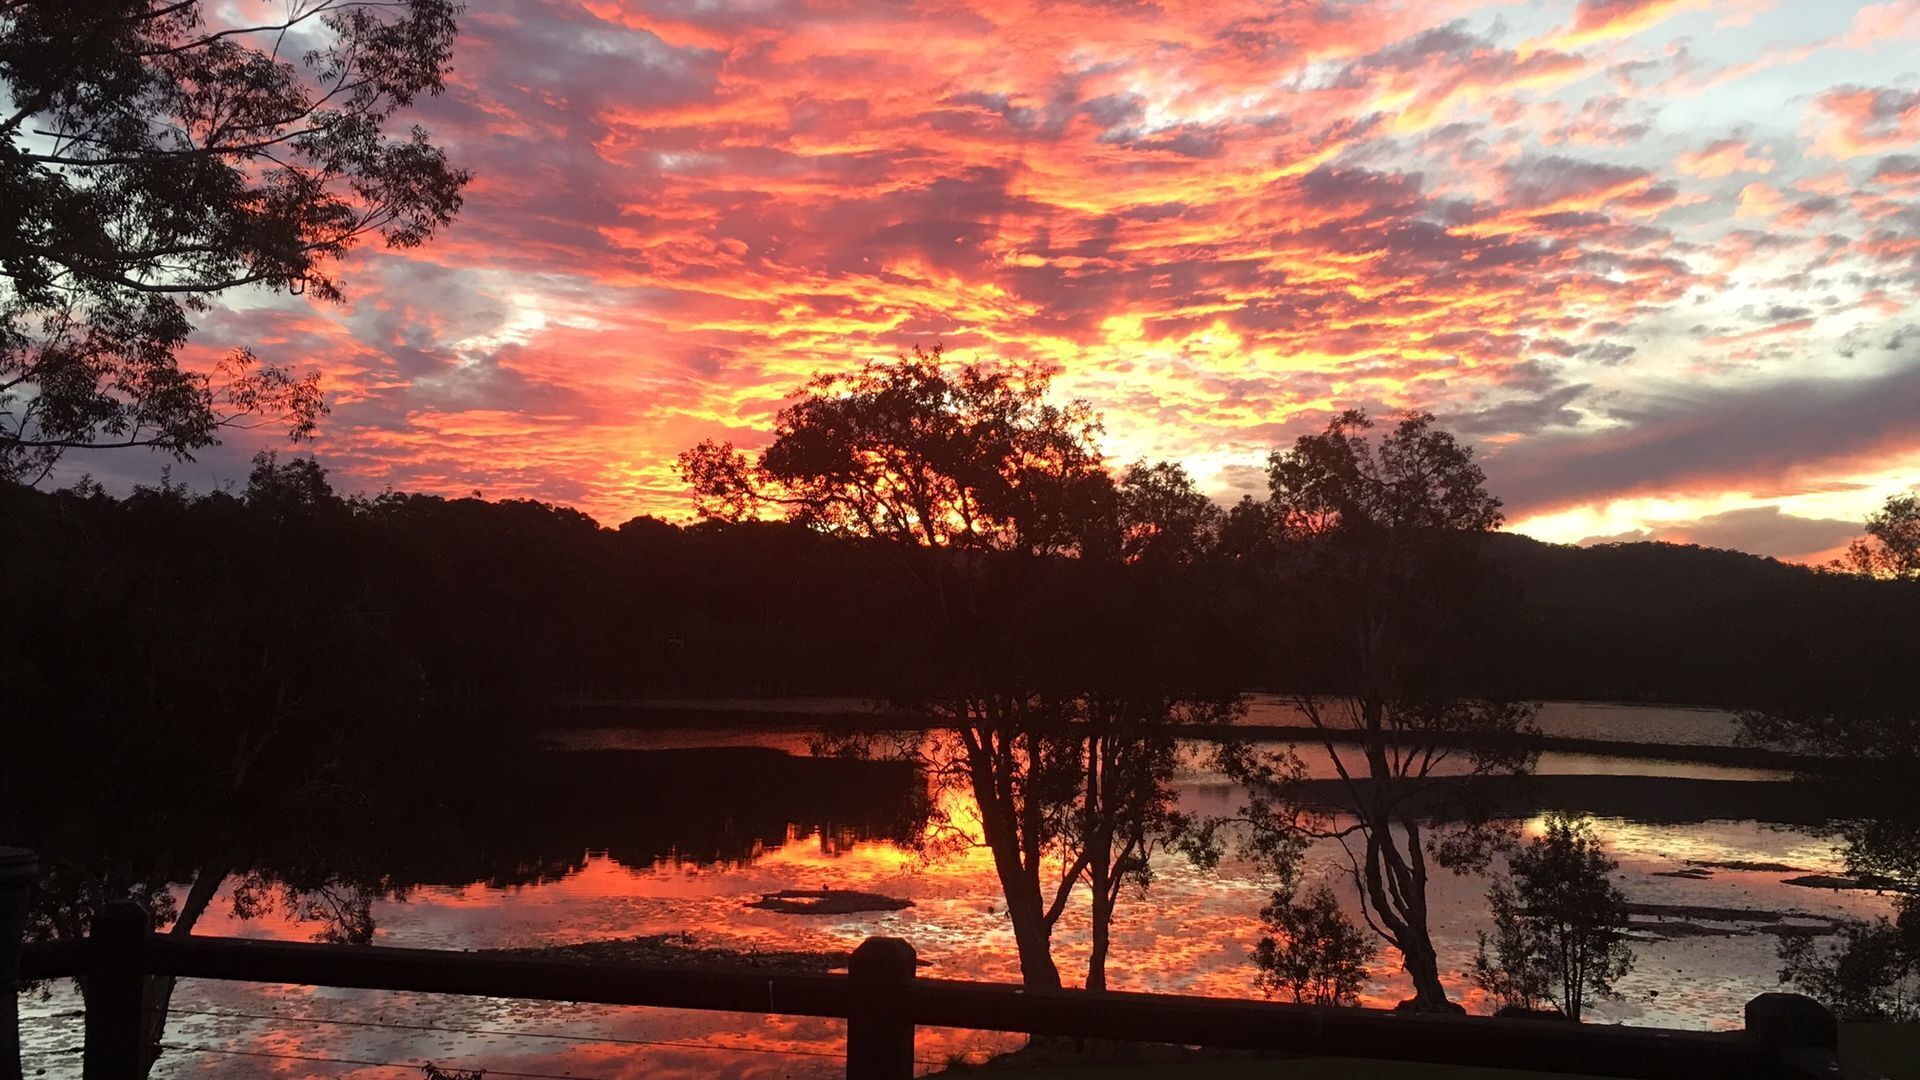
0 852 1893 1080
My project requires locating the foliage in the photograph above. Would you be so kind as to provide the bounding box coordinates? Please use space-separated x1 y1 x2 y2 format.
1252 881 1378 1006
1471 885 1551 1013
1474 813 1634 1021
1230 409 1535 1012
1118 459 1222 565
1266 409 1503 540
0 0 469 481
1741 485 1918 1024
1778 904 1919 1022
683 348 1243 991
1834 491 1920 581
680 345 1114 558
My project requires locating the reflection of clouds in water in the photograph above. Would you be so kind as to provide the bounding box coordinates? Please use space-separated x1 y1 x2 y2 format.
19 719 1907 1078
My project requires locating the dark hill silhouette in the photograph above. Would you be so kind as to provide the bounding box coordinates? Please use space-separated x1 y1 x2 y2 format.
3 476 1911 714
1484 533 1915 709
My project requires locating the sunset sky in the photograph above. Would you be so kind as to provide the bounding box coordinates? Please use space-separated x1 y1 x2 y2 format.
141 0 1920 561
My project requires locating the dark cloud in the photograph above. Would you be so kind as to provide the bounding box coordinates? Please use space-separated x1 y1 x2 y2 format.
1501 155 1651 210
1872 154 1920 184
1486 359 1920 513
1448 383 1591 437
1580 342 1637 364
1579 506 1861 560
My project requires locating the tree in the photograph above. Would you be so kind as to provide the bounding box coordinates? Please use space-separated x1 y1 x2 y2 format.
1778 905 1918 1021
1741 572 1919 1025
1474 813 1633 1021
1471 885 1551 1013
1252 881 1378 1005
1071 691 1230 990
1117 459 1222 565
0 0 469 482
681 344 1114 560
1230 410 1537 1012
1216 494 1275 561
1741 495 1918 992
684 349 1244 992
688 348 1122 990
1834 491 1920 580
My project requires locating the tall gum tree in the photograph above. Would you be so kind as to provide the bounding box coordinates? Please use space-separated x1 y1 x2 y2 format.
1228 410 1539 1012
682 348 1218 991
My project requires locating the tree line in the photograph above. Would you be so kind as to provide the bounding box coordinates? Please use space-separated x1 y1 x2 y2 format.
6 349 1917 1023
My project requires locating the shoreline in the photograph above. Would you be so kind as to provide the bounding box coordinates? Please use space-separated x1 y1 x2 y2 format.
545 700 1846 774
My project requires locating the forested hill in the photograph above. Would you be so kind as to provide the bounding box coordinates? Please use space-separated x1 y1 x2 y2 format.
1484 533 1914 708
3 477 1911 717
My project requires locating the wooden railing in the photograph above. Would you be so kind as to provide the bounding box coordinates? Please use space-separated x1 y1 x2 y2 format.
0 852 1891 1080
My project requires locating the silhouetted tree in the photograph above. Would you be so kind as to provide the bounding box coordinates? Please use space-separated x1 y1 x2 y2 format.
684 349 1242 991
681 344 1114 560
1230 410 1538 1012
1742 496 1919 1021
1217 494 1276 561
1117 459 1222 565
1472 899 1550 1014
1778 906 1918 1021
1833 491 1920 580
1474 813 1633 1021
1252 880 1378 1005
1072 691 1229 990
688 348 1121 988
0 0 468 482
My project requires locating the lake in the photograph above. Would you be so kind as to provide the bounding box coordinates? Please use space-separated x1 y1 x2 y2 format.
14 700 1900 1079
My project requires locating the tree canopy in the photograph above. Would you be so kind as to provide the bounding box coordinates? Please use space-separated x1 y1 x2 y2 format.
680 344 1114 558
1834 491 1920 581
0 0 468 482
1473 813 1634 1021
1233 408 1534 1012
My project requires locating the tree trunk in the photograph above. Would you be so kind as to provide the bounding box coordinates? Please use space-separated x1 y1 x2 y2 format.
139 866 227 1075
1001 881 1062 989
1086 886 1112 992
1084 740 1113 993
965 727 1062 991
1396 924 1454 1011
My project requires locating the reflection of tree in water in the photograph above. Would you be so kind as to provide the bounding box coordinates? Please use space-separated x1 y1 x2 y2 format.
1225 410 1537 1014
684 349 1241 994
13 738 930 1074
11 743 928 938
412 748 929 888
1740 509 1919 1020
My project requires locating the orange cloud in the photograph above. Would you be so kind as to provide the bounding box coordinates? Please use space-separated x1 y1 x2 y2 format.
1808 84 1920 159
95 0 1906 550
1557 0 1704 47
1676 138 1775 178
1843 1 1920 49
1734 181 1788 219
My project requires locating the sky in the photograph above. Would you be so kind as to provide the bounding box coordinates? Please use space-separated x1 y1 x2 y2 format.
113 0 1920 561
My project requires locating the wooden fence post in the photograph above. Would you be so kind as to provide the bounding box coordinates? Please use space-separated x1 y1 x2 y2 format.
84 900 150 1080
846 937 916 1080
0 848 36 1080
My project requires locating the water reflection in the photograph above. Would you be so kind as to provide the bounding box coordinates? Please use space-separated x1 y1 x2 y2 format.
14 718 1907 1079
